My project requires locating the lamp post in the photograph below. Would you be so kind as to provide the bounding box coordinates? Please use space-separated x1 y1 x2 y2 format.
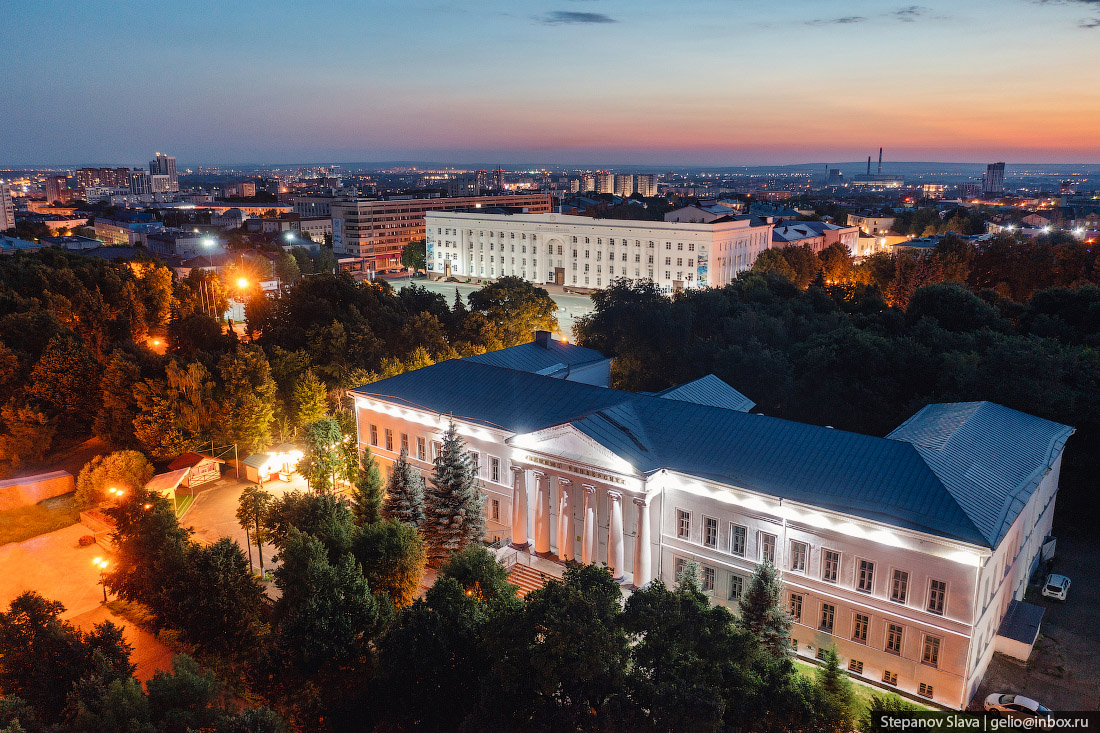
92 556 109 604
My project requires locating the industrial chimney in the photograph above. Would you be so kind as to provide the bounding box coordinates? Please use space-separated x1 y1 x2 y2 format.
878 148 883 176
867 156 871 175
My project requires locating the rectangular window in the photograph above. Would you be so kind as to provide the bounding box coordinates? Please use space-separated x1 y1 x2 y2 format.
928 579 946 615
761 533 776 564
703 517 718 548
432 441 442 460
469 452 480 476
849 660 864 674
384 428 393 452
891 569 909 604
816 647 828 661
852 613 869 643
883 670 898 686
820 603 835 633
490 456 500 483
416 436 426 461
729 575 744 601
922 635 941 668
886 623 903 654
822 550 840 582
857 560 875 593
730 524 746 556
677 509 691 539
369 424 378 446
789 593 803 622
401 433 409 453
675 556 687 578
491 498 500 521
790 541 807 572
918 683 933 699
702 566 715 592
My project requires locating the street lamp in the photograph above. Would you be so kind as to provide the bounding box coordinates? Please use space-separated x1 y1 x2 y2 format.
202 237 215 268
92 556 109 604
237 277 248 290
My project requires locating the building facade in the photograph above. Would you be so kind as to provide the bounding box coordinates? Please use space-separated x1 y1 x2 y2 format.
636 174 658 197
0 182 14 232
331 193 551 268
349 347 1072 711
149 153 179 192
426 210 774 292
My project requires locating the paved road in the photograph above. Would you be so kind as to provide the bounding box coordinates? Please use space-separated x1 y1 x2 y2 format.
393 276 596 338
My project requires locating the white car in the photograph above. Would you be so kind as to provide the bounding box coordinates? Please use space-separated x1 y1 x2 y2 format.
984 694 1052 716
1041 573 1071 601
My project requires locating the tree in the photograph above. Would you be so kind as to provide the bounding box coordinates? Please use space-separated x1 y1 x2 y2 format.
350 450 384 526
264 489 356 560
272 528 383 675
291 368 328 433
422 422 484 564
237 485 273 577
906 281 1002 333
437 544 518 604
274 251 301 288
401 238 427 272
780 244 822 288
314 246 337 274
381 446 426 527
296 416 353 492
145 654 223 732
166 312 234 359
858 694 924 732
26 333 100 435
467 276 558 347
133 360 219 460
351 519 427 607
0 592 134 725
217 346 277 453
74 450 155 508
751 248 798 282
815 645 855 733
0 400 55 468
818 241 854 284
93 349 143 448
737 561 792 657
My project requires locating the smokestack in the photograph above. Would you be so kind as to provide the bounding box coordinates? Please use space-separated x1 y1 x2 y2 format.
867 156 871 176
878 148 883 175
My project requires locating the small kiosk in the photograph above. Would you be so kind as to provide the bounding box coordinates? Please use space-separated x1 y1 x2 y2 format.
168 452 225 488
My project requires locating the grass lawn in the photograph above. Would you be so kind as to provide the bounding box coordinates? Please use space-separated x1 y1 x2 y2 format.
794 659 930 717
174 494 195 517
0 493 81 546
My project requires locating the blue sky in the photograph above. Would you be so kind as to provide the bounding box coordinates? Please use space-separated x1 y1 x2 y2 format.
2 0 1098 166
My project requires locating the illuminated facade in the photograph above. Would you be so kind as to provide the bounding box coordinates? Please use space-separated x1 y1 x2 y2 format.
426 210 774 292
351 349 1072 709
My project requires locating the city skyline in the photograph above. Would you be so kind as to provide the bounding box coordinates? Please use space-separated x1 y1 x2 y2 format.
3 0 1099 166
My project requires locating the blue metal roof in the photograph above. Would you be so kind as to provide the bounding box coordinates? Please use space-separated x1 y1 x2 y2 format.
351 360 1072 548
465 339 607 376
655 374 756 412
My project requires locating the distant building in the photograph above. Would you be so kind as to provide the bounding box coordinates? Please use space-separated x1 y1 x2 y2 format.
149 153 179 192
225 182 257 198
772 220 861 256
146 229 215 260
847 212 897 236
0 234 43 255
613 174 634 198
44 175 70 204
958 182 982 198
636 174 658 197
981 163 1005 196
582 174 597 192
426 209 774 292
211 208 248 229
290 196 336 217
596 172 614 194
0 181 14 231
331 193 552 269
665 202 738 223
95 214 164 246
446 174 481 197
76 167 131 189
922 184 948 199
130 170 152 196
83 186 131 203
150 174 173 194
41 235 101 251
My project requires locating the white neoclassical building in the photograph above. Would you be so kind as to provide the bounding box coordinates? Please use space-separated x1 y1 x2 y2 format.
425 210 775 292
349 335 1072 710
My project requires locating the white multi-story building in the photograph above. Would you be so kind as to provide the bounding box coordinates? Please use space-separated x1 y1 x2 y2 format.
350 338 1072 710
596 172 614 194
0 181 14 232
636 174 658 197
613 174 634 198
426 211 774 292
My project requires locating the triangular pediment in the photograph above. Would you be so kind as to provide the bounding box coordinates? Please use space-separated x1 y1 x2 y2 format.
509 422 638 476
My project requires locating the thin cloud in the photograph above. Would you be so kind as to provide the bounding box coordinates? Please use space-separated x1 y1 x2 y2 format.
805 15 867 26
539 11 617 24
1081 16 1100 26
893 5 928 21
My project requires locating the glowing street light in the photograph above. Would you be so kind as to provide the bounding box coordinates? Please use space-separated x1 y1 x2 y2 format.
237 277 248 289
92 557 110 603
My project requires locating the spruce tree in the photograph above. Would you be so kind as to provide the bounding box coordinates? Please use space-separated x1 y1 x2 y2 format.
422 422 484 564
352 448 385 526
382 446 425 527
737 560 792 657
815 644 854 732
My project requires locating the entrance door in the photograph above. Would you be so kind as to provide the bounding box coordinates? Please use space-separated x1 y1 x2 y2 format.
554 267 565 285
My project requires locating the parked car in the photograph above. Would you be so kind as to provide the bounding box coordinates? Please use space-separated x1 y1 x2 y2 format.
1041 573 1071 601
984 694 1051 716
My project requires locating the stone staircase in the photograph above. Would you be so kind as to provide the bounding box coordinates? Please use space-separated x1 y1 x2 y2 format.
508 562 553 598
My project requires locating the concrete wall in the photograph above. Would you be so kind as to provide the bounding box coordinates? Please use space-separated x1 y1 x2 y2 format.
0 471 75 511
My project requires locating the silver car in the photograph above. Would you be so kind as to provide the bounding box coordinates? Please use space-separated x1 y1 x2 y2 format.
984 694 1052 717
1041 573 1071 601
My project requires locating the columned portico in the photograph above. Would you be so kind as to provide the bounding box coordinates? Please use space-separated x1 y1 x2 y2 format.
581 484 597 565
510 466 529 549
632 497 652 588
556 478 573 560
533 471 551 554
607 491 625 580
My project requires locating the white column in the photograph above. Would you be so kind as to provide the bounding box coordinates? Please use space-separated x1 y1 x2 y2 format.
632 497 652 588
510 467 529 549
533 471 551 554
556 478 573 561
581 484 597 565
607 491 625 581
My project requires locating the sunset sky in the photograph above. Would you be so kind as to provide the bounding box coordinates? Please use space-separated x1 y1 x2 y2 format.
3 0 1099 166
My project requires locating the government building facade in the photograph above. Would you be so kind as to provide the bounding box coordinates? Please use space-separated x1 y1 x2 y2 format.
349 335 1072 710
425 210 775 292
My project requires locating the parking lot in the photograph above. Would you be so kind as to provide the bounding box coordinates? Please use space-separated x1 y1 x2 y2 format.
969 531 1100 711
